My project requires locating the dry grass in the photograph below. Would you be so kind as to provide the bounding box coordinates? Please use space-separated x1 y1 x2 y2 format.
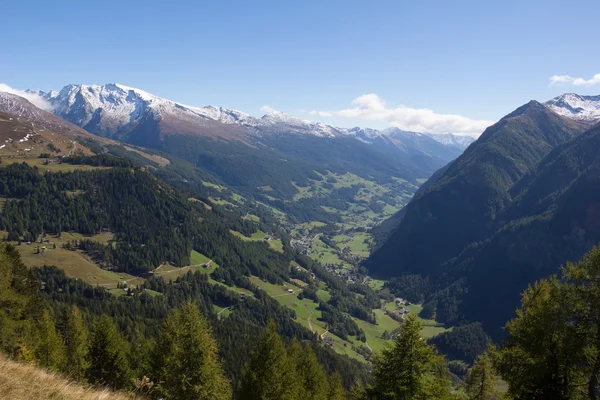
123 146 170 166
0 157 109 172
0 355 137 400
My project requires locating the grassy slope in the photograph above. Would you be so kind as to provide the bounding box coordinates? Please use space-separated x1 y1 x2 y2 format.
0 356 135 400
230 230 284 253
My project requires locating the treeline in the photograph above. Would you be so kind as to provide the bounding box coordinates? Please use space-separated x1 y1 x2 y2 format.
0 163 193 273
62 153 137 167
0 163 290 281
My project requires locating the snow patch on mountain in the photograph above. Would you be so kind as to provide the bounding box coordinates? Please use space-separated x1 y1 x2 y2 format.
545 93 600 123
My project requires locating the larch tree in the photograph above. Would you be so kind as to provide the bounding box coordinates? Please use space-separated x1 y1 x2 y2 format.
328 372 346 400
87 314 131 389
0 244 37 356
152 302 232 400
295 343 328 400
465 352 499 400
64 305 89 381
239 319 301 400
35 309 66 372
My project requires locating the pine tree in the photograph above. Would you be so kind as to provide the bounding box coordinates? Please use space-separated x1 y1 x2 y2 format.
328 372 346 400
239 320 301 400
87 315 131 389
152 302 232 400
35 309 66 372
64 305 89 381
371 313 451 400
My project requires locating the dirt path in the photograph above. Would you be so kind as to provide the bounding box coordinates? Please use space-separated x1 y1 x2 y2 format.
272 289 302 298
102 259 215 289
67 140 77 156
217 306 231 316
306 304 315 333
151 260 213 278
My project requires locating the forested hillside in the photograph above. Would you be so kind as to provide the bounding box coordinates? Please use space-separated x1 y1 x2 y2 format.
2 240 504 399
368 101 600 337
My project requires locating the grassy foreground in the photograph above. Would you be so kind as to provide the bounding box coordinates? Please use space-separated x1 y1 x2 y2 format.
0 355 136 400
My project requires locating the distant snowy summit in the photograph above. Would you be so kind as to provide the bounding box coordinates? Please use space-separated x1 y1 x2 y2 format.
424 133 477 149
546 93 600 123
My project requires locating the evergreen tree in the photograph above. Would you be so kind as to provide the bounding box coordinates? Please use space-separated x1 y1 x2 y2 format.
35 309 66 372
287 340 307 399
152 303 232 400
328 372 346 400
239 320 301 400
87 315 131 389
64 305 89 381
295 343 328 400
370 313 451 400
465 352 499 400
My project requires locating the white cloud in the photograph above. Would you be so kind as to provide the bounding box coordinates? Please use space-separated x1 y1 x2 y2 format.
312 94 494 137
310 110 333 117
549 73 600 87
0 83 53 111
260 105 278 114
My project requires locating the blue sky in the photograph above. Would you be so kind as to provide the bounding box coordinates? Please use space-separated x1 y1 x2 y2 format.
1 0 599 135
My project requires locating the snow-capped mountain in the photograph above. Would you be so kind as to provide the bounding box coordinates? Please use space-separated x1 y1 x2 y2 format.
545 93 600 123
424 133 476 150
0 90 121 159
30 83 343 139
2 82 477 150
36 83 248 138
341 127 383 143
0 90 93 138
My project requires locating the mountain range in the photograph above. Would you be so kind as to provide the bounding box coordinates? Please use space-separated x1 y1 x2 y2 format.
25 82 475 147
0 83 475 223
4 81 600 341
